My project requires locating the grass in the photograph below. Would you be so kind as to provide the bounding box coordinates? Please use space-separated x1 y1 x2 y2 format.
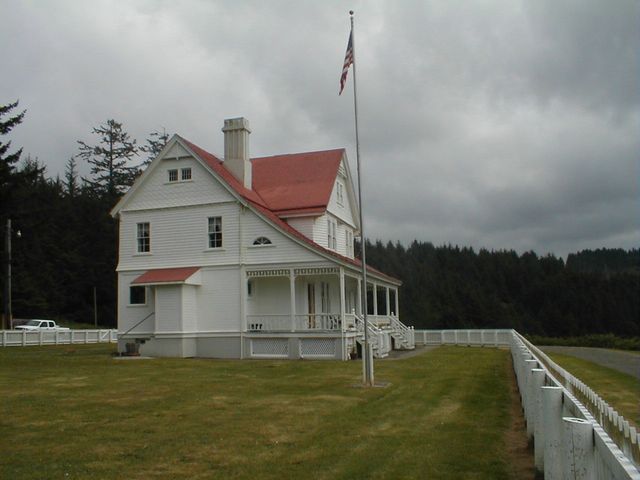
0 345 524 479
546 352 640 427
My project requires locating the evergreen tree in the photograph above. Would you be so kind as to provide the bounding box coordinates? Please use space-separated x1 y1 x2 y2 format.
76 119 139 200
140 129 170 165
0 100 26 207
64 157 79 198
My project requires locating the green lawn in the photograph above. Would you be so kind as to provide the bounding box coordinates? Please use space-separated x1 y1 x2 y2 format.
0 345 525 479
546 352 639 427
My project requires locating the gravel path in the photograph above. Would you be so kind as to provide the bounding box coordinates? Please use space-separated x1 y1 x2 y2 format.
541 346 640 380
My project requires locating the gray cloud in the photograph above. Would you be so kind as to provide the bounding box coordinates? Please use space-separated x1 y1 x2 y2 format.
1 0 637 258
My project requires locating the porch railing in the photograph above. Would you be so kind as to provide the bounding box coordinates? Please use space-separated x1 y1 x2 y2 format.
246 314 342 332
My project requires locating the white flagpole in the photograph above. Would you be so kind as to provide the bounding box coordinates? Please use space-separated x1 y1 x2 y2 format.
349 10 374 386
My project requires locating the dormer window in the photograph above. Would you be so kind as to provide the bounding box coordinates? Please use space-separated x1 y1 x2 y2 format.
252 236 272 246
336 182 344 206
168 169 178 182
181 167 192 181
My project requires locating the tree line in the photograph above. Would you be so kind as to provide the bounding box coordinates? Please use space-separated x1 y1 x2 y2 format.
1 99 638 337
365 240 639 337
0 100 167 327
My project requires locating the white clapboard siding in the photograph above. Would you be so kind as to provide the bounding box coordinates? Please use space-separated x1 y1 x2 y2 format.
286 217 315 239
242 209 325 265
246 276 292 316
125 155 235 211
313 214 329 248
118 272 155 334
155 285 181 332
326 159 357 229
182 285 198 332
118 203 241 270
195 268 241 331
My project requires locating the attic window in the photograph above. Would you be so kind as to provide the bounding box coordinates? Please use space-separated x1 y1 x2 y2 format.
252 236 272 246
168 169 178 182
181 167 192 181
337 182 344 206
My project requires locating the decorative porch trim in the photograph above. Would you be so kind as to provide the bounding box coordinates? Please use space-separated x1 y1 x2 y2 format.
294 267 339 276
246 269 290 277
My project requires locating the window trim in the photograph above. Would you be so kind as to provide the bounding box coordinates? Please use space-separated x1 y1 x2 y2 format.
136 222 150 253
251 236 273 247
207 216 223 249
129 286 147 306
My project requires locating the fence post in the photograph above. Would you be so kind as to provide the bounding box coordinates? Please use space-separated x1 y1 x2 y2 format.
22 329 26 346
562 417 594 480
530 368 546 473
2 330 6 347
542 386 563 480
524 359 539 438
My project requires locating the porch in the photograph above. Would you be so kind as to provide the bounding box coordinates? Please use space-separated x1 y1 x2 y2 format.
243 266 412 360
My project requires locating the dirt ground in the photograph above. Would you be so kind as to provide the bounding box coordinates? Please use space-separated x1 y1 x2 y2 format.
541 346 640 379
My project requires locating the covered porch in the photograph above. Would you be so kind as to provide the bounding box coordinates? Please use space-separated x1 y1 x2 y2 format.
244 266 401 334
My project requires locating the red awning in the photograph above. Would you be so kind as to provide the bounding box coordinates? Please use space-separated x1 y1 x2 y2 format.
132 267 200 285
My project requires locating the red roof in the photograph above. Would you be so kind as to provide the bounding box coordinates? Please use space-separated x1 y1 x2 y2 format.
179 138 400 285
132 267 200 285
252 150 344 215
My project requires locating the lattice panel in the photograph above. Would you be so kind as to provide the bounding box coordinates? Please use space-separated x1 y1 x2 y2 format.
251 338 289 358
300 339 336 358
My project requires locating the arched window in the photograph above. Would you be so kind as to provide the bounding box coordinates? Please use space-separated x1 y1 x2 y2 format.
252 236 272 246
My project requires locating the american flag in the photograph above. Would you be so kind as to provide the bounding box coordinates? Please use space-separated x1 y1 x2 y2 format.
339 31 353 95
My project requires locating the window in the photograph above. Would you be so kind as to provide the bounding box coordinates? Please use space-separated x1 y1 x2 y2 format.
129 286 146 305
181 167 192 181
252 236 272 246
346 230 354 257
208 216 222 248
336 182 344 206
247 279 254 298
327 219 337 250
168 169 178 182
136 222 150 253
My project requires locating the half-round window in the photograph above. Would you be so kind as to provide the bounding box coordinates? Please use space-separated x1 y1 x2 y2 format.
253 236 272 246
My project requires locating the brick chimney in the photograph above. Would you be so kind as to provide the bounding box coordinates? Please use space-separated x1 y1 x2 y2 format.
222 117 252 189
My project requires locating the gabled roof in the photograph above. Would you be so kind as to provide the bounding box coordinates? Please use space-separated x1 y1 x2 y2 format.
251 149 344 216
113 135 400 285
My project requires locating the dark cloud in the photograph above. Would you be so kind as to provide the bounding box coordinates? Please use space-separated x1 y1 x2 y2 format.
1 0 637 257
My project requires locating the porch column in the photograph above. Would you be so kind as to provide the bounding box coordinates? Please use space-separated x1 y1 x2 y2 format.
385 287 390 317
373 283 378 316
357 278 362 315
339 268 346 333
289 269 296 332
394 288 399 317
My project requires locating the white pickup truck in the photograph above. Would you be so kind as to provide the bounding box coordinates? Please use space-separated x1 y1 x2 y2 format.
15 319 70 331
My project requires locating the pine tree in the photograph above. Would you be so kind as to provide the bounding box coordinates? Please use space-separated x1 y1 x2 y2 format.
0 100 26 199
76 119 139 199
64 157 79 198
140 129 170 165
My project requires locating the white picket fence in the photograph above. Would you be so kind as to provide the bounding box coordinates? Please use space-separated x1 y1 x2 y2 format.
415 329 640 479
0 329 118 347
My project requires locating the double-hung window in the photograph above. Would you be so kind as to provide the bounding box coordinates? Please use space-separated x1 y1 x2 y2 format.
346 230 353 257
129 286 146 305
327 218 337 250
336 182 344 206
137 222 150 253
181 167 192 181
168 169 178 182
208 216 222 248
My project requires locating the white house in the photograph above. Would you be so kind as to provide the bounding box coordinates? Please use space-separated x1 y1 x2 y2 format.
111 117 414 360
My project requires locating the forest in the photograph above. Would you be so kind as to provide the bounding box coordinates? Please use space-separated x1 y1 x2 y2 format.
1 100 638 338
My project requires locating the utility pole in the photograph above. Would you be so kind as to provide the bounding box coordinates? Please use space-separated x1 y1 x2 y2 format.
3 218 12 330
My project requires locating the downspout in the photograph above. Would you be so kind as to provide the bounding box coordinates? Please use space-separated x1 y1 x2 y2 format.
239 204 245 359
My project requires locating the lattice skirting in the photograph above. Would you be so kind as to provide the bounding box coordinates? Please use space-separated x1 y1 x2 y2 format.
300 338 336 358
250 338 289 358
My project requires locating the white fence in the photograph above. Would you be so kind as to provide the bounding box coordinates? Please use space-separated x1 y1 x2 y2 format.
414 328 513 347
415 329 639 479
1 329 118 347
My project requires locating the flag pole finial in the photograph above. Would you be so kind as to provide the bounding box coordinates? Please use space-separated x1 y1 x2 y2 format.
349 10 354 16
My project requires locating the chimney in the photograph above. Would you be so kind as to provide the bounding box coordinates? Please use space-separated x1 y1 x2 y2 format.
222 117 252 189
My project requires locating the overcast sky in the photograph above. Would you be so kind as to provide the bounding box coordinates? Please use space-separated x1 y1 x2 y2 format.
1 0 638 258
